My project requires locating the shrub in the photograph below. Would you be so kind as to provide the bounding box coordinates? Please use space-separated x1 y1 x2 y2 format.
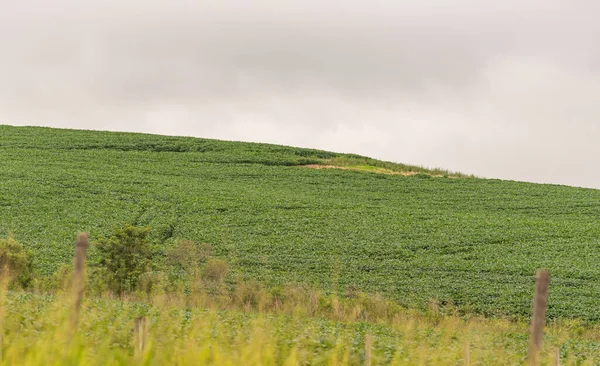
166 240 212 275
0 236 32 288
46 263 73 291
233 279 268 310
95 225 152 295
138 271 167 297
201 258 228 283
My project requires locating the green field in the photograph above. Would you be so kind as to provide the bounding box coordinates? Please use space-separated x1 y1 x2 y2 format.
2 125 600 321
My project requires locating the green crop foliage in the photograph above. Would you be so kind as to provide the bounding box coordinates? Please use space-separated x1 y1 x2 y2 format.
2 125 600 320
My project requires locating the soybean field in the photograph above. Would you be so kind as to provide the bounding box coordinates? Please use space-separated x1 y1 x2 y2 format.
2 125 600 320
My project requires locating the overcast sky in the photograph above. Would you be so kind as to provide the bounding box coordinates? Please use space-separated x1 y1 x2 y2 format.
1 1 599 188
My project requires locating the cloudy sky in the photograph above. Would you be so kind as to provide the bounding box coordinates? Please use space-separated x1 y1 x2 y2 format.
1 0 599 188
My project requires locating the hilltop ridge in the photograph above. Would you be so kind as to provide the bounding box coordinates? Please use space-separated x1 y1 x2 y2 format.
0 125 468 177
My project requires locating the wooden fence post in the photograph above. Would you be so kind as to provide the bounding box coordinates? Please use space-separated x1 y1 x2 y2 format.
527 269 550 365
134 317 148 358
464 342 470 366
70 233 88 329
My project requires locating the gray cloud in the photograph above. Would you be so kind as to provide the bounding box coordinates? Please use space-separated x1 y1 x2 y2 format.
1 0 600 187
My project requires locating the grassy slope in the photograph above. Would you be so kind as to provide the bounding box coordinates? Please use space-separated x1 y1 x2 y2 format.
2 125 600 320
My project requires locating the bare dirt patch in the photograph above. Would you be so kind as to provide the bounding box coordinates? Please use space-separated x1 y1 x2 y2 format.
299 164 421 176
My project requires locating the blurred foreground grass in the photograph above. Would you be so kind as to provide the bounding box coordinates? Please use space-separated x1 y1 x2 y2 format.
3 288 600 365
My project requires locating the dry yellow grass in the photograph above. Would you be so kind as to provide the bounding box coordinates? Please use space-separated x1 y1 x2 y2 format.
1 283 600 365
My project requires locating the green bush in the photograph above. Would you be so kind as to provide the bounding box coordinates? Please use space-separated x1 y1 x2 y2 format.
95 225 152 295
138 271 167 297
0 236 32 288
44 263 73 291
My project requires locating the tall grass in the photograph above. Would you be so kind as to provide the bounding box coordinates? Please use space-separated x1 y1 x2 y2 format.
319 156 474 178
2 282 600 365
2 237 600 364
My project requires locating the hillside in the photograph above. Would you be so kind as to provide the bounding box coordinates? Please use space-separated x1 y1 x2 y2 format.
2 125 600 320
